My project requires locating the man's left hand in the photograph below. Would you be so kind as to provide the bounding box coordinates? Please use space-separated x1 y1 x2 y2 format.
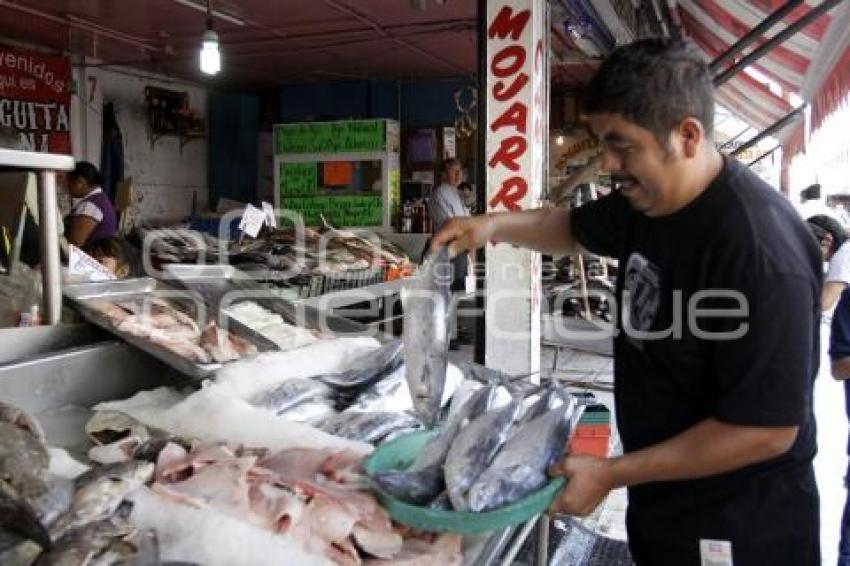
547 455 616 516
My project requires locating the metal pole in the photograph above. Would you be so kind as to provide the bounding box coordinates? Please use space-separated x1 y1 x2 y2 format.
747 144 782 167
535 514 550 566
732 106 804 157
499 514 540 566
709 0 804 72
714 0 844 86
37 171 62 325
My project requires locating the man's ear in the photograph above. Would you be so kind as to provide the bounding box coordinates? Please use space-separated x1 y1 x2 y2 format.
678 117 705 159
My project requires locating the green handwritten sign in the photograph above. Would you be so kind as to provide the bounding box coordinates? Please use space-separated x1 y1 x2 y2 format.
281 162 317 196
275 120 385 154
281 195 383 227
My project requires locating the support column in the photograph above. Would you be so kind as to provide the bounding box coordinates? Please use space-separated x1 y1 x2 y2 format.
484 0 548 375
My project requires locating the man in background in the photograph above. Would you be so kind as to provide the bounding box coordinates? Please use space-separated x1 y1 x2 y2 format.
429 158 469 291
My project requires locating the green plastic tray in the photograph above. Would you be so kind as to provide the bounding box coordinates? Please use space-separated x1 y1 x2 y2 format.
364 429 565 534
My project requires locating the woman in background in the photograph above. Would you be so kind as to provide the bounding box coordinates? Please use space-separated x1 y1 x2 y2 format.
65 161 117 247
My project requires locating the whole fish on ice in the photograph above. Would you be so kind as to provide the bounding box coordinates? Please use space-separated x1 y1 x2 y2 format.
313 340 403 389
50 461 154 540
402 246 451 426
320 411 420 444
249 378 332 415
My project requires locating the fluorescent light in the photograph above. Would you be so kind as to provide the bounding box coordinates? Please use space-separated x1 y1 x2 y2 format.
199 29 220 75
171 0 245 27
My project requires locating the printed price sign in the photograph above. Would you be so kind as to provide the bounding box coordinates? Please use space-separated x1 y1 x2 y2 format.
239 204 266 238
68 245 116 282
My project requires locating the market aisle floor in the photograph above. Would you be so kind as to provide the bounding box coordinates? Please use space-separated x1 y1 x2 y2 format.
816 322 847 566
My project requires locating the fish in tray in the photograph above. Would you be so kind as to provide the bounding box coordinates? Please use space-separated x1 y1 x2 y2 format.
313 339 403 389
50 461 154 540
371 384 495 505
319 411 421 444
443 395 523 511
248 378 333 415
402 246 452 427
467 401 576 513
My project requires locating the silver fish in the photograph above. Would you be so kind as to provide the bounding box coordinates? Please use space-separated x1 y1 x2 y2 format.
468 402 576 513
443 397 523 511
50 461 153 540
320 411 420 444
314 340 403 389
249 378 332 415
371 385 494 505
0 479 51 550
277 399 337 425
402 246 451 426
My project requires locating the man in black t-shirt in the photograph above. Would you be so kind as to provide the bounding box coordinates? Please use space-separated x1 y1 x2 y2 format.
433 39 821 565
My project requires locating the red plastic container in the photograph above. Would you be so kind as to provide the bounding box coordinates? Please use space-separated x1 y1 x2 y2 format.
570 423 611 458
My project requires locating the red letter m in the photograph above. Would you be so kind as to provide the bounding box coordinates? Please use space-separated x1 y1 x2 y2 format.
488 7 530 41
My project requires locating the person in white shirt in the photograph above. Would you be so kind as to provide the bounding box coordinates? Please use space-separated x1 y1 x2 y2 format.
807 214 850 310
429 158 470 291
430 158 469 233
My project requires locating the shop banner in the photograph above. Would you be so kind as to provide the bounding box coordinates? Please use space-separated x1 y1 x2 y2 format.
0 48 72 154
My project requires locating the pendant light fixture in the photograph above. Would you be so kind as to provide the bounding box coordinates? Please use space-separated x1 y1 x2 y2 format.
199 0 221 75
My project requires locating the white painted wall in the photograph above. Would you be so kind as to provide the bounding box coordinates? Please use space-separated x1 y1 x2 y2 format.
74 63 209 224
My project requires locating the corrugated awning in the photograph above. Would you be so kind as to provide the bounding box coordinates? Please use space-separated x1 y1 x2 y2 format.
677 0 850 155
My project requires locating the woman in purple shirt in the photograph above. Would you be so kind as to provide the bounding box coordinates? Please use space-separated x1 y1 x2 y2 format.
65 161 118 247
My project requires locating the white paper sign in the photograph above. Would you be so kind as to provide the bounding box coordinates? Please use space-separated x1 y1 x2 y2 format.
262 202 277 229
239 204 266 238
68 245 116 282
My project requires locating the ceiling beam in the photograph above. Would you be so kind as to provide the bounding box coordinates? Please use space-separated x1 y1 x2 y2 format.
0 0 157 52
323 0 467 74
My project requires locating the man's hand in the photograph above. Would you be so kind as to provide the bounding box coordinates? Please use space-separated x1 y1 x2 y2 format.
547 455 616 517
430 215 495 258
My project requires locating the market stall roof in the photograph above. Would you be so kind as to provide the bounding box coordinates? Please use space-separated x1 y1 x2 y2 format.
550 0 850 154
0 0 476 88
678 0 850 151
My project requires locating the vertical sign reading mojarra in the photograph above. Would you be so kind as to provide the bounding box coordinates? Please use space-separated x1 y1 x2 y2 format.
485 0 547 376
0 48 72 154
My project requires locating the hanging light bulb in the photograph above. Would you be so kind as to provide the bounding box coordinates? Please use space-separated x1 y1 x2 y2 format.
199 1 220 75
555 132 566 146
199 29 220 75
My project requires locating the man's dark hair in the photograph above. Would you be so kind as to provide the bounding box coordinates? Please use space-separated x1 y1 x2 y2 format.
807 214 847 255
585 38 715 147
801 184 821 202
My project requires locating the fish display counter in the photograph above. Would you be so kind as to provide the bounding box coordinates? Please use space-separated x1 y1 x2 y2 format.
0 248 589 565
